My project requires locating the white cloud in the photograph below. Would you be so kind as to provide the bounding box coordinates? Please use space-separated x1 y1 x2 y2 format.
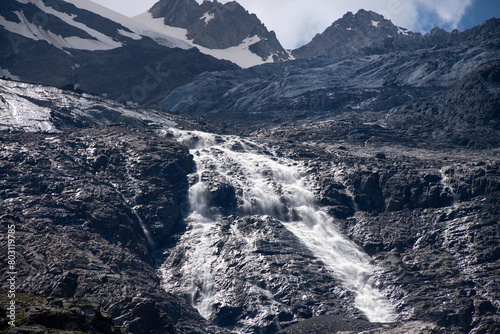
413 0 475 30
90 0 476 49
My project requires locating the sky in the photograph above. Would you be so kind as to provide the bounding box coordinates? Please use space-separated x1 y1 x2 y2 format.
91 0 500 49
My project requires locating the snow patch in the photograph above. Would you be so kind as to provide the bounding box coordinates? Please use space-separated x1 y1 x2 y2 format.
133 12 271 68
201 35 273 68
0 11 121 51
131 12 193 49
67 0 189 49
0 68 20 81
133 12 189 40
0 78 179 132
372 20 380 27
201 11 215 24
397 27 410 36
0 12 41 42
0 88 59 133
117 28 142 40
346 27 354 31
30 1 123 50
67 0 152 29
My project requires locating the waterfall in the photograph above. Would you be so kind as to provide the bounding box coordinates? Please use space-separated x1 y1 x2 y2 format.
159 128 397 327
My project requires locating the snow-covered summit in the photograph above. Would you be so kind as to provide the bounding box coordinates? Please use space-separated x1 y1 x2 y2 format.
0 0 191 51
135 0 292 68
0 0 291 68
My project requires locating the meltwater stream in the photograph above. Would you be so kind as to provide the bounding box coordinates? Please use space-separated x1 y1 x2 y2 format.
160 128 397 328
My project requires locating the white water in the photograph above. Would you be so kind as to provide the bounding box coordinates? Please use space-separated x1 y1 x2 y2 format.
160 128 397 324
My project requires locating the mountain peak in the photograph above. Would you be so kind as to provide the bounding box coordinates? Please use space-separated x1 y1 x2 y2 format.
145 0 291 66
342 9 385 21
149 0 203 28
0 0 237 103
293 9 500 60
293 9 413 59
334 9 395 30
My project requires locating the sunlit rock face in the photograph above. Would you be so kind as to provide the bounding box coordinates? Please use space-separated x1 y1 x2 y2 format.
0 2 499 334
1 72 499 333
159 129 396 333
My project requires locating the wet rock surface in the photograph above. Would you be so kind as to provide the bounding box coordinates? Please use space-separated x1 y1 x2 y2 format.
0 76 498 334
0 293 124 333
0 126 212 333
156 123 500 333
0 91 498 334
257 132 500 333
162 215 365 333
0 5 499 334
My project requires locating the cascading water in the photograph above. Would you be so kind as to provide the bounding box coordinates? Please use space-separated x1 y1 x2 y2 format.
159 128 397 329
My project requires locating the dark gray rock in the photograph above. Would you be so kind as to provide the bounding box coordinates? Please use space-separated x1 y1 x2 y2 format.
0 294 124 334
264 135 500 334
149 0 290 61
0 127 210 334
150 0 203 28
200 171 238 212
158 40 499 149
293 9 409 59
293 10 500 59
278 315 383 334
0 0 238 106
163 216 364 333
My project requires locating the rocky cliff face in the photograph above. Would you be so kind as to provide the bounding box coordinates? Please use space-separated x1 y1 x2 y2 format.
0 0 237 105
1 3 499 334
150 0 204 28
293 9 500 59
294 9 411 59
149 0 290 62
0 126 208 333
158 28 500 148
252 125 500 333
1 78 498 333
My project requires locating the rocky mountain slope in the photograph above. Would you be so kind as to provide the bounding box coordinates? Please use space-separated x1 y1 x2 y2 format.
293 9 413 59
0 127 203 333
256 125 500 334
0 0 237 105
0 293 124 333
0 77 498 334
135 0 291 67
0 78 224 333
293 9 499 59
1 2 499 334
158 12 500 149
